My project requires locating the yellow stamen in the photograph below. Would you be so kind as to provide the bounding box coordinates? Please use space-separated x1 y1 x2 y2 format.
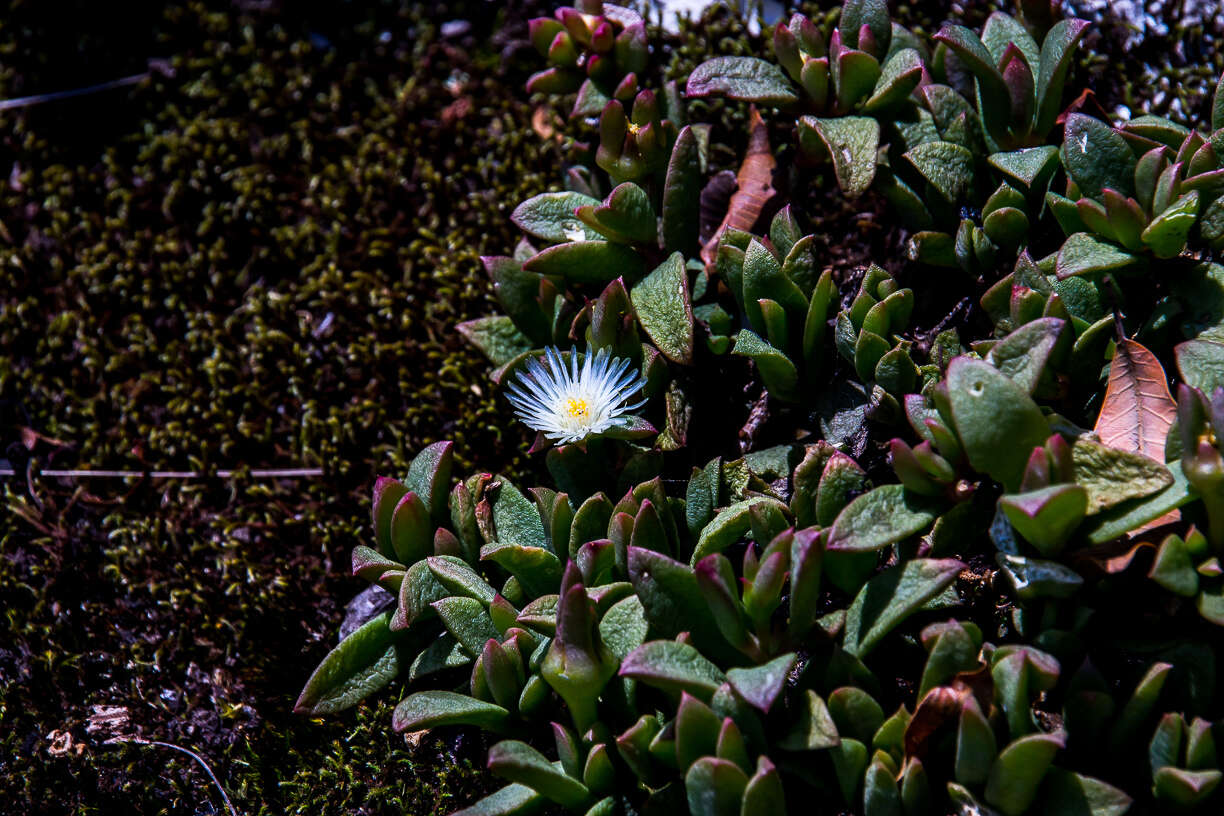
565 398 590 420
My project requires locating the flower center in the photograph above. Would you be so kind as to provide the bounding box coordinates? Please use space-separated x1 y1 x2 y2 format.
565 397 590 421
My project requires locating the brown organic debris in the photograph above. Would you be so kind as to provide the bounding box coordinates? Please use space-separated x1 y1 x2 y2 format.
700 106 776 269
1094 338 1177 463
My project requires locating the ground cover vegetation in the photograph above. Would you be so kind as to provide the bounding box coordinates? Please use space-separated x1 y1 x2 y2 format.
297 1 1224 814
4 1 1224 815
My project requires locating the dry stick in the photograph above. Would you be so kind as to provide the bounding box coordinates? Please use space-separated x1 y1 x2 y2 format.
0 73 147 111
0 468 324 479
104 736 239 816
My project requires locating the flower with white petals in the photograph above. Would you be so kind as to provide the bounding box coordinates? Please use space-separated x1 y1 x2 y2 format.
506 347 650 445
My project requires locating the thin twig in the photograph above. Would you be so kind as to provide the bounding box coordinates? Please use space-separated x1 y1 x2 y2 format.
0 467 324 479
104 736 239 816
0 73 147 111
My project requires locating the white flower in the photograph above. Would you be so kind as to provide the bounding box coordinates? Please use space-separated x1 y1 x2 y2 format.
506 346 649 445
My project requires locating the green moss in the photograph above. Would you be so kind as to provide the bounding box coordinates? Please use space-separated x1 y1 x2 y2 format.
0 1 560 813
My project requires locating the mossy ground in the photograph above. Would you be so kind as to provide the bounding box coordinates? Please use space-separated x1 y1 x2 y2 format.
0 1 558 812
2 1 1222 814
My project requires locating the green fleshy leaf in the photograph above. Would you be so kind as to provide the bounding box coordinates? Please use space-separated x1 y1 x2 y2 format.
451 783 543 816
295 612 403 715
620 639 726 700
830 738 870 804
1055 232 1140 279
512 192 602 243
482 542 564 600
517 594 559 636
1034 19 1091 134
434 596 501 655
578 182 658 245
458 316 535 367
828 686 885 745
629 547 737 663
947 357 1050 492
1141 191 1199 259
955 697 997 787
485 256 552 344
428 555 498 604
984 732 1065 816
570 493 614 558
392 559 448 632
779 689 841 751
692 496 791 564
662 126 703 256
404 441 454 526
827 484 939 552
932 25 1009 144
982 12 1039 77
389 490 432 565
1084 461 1197 544
1149 534 1199 597
1213 71 1224 132
632 252 695 364
843 558 965 657
864 758 902 816
1061 114 1136 199
392 689 510 733
1198 582 1224 626
598 594 649 661
685 757 750 816
770 206 801 260
1000 485 1087 556
408 634 470 682
726 653 795 714
1152 767 1222 808
1071 439 1175 514
740 757 786 816
487 740 591 808
523 240 644 284
732 330 799 402
841 0 892 55
798 116 881 197
986 317 1067 394
743 239 807 330
863 48 923 113
1176 339 1224 394
490 478 549 551
1039 769 1132 816
834 49 882 110
686 57 799 105
905 140 975 203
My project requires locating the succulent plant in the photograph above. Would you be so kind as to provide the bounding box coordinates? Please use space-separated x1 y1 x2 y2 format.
300 4 1224 814
930 11 1089 153
527 1 649 119
686 0 922 198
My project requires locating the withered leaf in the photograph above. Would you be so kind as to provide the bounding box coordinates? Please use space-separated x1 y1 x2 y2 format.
1094 338 1177 462
700 106 776 269
904 685 969 758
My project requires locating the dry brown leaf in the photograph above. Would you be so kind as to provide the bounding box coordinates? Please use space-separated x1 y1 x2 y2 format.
1072 539 1156 574
700 106 776 269
1094 338 1177 462
903 685 968 758
531 106 562 143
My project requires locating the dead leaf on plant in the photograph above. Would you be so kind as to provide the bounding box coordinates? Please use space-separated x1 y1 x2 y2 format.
700 106 776 270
